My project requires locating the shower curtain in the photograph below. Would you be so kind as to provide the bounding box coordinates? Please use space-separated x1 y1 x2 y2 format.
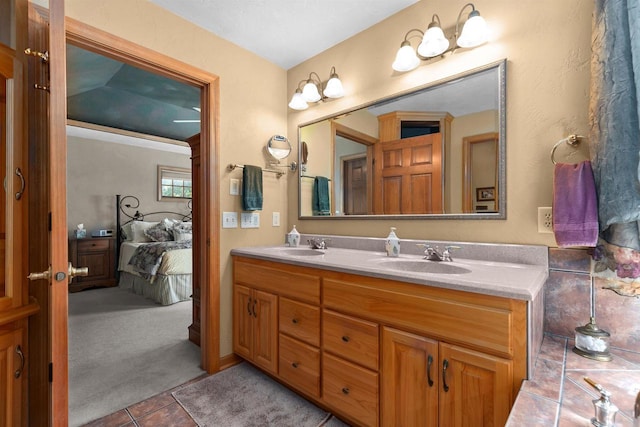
590 0 640 284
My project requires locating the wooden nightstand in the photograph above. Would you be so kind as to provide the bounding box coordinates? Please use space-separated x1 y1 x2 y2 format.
68 236 116 292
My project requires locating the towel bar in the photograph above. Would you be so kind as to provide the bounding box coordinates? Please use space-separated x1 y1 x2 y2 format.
551 134 586 164
227 164 284 178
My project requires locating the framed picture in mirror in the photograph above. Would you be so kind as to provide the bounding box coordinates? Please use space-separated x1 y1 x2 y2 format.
476 187 495 202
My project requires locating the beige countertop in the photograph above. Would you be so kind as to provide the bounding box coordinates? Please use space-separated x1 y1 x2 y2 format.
231 244 548 301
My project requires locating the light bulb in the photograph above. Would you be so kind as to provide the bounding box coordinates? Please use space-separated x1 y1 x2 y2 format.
323 75 344 99
288 90 308 110
302 81 321 102
457 10 488 48
418 25 450 58
392 41 420 72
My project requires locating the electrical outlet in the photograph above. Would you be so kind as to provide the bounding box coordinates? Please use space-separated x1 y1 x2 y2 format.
537 207 553 233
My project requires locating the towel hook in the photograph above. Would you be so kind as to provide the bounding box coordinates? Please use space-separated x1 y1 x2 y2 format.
551 134 585 164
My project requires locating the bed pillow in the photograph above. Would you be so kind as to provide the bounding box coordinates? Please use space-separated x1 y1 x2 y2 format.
129 221 158 243
171 221 193 242
121 222 135 241
144 222 173 242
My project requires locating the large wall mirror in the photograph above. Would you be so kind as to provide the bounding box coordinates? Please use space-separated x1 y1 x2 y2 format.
298 59 506 220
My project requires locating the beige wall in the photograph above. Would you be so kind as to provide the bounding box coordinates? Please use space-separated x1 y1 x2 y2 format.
67 136 191 235
65 0 290 357
65 0 593 358
287 0 592 245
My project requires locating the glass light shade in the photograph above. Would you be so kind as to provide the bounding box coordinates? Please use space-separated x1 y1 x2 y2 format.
457 10 488 48
302 81 321 102
323 76 344 99
392 42 420 72
288 90 308 110
417 25 450 58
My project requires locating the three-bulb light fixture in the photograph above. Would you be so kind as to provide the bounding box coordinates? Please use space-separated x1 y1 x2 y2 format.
288 66 344 110
392 2 489 72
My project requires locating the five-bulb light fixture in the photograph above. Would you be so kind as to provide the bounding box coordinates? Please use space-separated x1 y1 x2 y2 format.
392 2 489 72
288 66 344 110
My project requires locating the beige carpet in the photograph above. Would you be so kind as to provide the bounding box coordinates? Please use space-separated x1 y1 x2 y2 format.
68 287 204 426
173 362 350 426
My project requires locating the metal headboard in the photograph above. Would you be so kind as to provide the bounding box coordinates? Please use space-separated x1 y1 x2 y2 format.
115 194 192 277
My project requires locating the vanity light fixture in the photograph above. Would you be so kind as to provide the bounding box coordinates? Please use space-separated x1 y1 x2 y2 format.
392 2 489 73
288 66 344 111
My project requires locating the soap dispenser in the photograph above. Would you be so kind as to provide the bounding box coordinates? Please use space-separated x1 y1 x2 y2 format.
385 227 400 257
287 225 300 247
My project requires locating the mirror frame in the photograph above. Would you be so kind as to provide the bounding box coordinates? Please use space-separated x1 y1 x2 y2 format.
297 59 506 220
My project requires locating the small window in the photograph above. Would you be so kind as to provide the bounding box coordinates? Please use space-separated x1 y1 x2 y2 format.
158 165 192 201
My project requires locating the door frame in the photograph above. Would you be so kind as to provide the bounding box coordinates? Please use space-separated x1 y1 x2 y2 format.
64 19 220 370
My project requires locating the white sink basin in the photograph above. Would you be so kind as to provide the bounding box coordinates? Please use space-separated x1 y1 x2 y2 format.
276 248 325 257
376 259 471 275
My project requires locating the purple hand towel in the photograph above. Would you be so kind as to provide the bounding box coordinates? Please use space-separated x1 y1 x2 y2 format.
552 161 599 247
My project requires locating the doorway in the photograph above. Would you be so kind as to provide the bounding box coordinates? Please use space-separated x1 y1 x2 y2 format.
27 13 220 424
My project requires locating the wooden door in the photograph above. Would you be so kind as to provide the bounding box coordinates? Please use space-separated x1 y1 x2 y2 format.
343 156 367 215
373 134 442 214
0 328 24 427
439 343 512 427
232 284 253 360
381 327 438 427
26 1 69 425
253 289 278 374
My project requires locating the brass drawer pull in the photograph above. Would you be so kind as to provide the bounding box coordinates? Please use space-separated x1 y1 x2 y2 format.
341 387 350 395
341 336 350 343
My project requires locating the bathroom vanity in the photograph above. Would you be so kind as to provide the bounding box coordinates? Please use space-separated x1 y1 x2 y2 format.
231 236 547 427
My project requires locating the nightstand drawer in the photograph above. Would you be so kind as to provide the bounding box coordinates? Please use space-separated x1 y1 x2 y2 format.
323 309 379 371
279 298 319 347
76 238 110 252
279 333 320 398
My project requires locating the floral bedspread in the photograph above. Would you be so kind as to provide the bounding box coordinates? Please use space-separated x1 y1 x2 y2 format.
128 240 192 281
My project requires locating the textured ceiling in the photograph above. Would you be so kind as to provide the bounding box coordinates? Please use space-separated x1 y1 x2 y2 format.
149 0 418 70
66 44 201 141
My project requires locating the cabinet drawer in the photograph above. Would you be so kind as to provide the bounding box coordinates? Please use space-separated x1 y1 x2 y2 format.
323 310 379 371
279 298 319 347
77 238 111 252
279 334 320 398
234 258 320 304
323 353 378 427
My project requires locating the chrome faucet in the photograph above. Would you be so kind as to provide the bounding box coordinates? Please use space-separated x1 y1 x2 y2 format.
307 238 329 250
418 244 459 262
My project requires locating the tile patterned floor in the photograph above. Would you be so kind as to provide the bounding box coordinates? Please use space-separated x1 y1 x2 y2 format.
82 375 205 427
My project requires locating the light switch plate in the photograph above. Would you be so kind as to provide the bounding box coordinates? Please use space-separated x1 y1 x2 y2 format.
272 212 280 227
241 212 260 228
222 212 238 228
230 178 240 196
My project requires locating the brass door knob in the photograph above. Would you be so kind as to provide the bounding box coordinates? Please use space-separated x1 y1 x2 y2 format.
28 267 51 281
68 263 89 278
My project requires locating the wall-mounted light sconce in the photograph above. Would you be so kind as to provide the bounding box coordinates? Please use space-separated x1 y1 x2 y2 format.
288 66 345 110
392 3 489 72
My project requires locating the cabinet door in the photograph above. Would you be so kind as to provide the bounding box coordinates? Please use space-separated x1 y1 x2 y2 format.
252 290 278 374
382 327 438 427
439 343 512 427
0 328 23 427
232 285 253 360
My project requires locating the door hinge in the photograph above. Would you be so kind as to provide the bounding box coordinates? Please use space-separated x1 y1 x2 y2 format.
48 212 52 231
48 362 53 382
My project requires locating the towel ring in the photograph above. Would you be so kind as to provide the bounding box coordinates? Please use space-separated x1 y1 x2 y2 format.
551 134 586 164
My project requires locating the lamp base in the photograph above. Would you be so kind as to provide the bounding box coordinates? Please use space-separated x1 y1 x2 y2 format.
573 346 612 362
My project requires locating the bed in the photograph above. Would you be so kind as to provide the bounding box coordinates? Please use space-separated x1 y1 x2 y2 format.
116 195 193 305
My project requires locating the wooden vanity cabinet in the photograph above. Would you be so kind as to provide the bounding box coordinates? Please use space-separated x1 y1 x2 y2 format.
232 256 527 427
382 327 512 427
233 284 278 374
